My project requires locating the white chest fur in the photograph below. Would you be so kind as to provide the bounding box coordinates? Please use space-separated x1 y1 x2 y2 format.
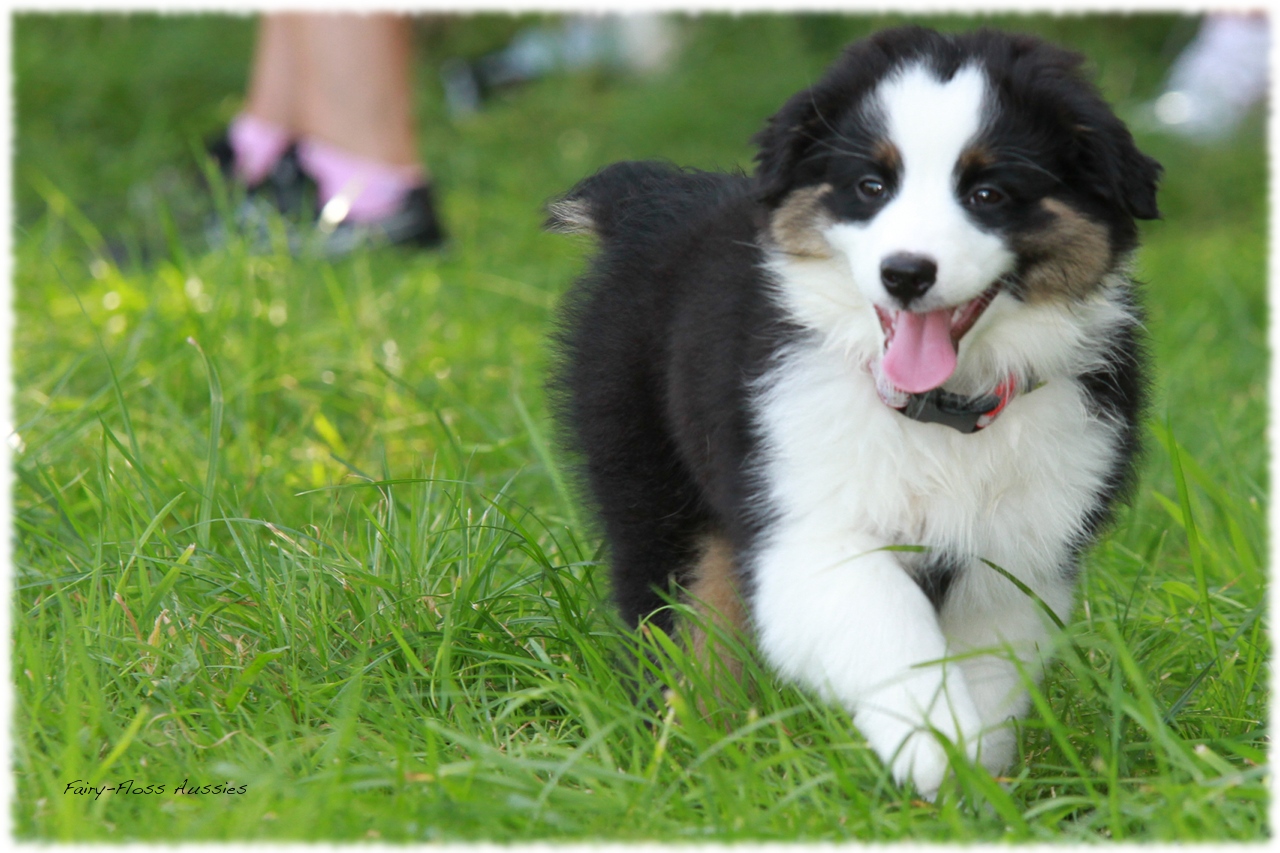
743 254 1131 797
752 341 1121 588
754 251 1131 588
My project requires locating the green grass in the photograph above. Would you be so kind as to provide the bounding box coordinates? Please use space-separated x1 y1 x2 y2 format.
12 12 1267 841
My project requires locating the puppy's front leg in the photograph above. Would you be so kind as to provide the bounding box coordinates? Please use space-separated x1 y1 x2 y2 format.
752 529 982 798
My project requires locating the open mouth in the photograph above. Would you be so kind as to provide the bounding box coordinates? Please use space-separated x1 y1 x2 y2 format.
873 283 1001 395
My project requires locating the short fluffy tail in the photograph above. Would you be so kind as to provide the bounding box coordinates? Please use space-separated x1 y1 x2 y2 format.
545 161 745 243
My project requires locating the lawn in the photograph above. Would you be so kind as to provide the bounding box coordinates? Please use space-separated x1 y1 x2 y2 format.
11 12 1267 841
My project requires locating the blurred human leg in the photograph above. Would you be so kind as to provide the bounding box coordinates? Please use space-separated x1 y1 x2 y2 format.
244 14 302 132
292 14 429 225
294 13 420 168
225 14 299 186
216 12 443 250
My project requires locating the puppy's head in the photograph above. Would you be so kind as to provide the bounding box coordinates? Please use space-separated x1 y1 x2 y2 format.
755 26 1161 394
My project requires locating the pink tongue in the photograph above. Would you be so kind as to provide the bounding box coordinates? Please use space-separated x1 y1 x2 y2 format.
881 309 957 394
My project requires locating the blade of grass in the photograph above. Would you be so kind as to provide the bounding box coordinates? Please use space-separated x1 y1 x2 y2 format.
187 337 224 554
1159 420 1217 658
510 385 580 532
980 558 1066 631
86 704 149 786
225 648 288 712
1162 598 1265 725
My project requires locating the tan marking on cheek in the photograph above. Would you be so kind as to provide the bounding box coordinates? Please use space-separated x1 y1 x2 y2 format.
768 184 835 258
1015 198 1113 302
683 534 747 711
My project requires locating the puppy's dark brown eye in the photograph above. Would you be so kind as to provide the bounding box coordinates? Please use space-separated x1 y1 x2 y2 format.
858 178 887 200
967 186 1005 207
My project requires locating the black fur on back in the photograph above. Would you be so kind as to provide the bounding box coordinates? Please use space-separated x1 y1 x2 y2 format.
546 162 793 628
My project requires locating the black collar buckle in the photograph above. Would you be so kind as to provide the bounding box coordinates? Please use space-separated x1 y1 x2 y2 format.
899 388 1002 434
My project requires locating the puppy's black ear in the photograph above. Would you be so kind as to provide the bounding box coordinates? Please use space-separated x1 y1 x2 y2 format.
753 25 947 207
987 30 1162 222
1075 119 1163 221
752 84 842 207
755 31 922 207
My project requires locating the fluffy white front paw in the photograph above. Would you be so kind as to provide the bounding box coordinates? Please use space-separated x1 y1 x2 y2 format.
890 727 954 799
977 720 1016 776
892 720 1014 798
855 680 983 799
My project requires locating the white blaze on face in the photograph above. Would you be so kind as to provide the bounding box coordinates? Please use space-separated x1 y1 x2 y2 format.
824 62 1015 312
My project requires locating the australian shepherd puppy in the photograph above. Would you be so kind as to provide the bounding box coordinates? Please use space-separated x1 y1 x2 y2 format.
548 25 1161 798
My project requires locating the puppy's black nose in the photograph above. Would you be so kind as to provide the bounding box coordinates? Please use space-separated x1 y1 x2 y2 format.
880 253 937 305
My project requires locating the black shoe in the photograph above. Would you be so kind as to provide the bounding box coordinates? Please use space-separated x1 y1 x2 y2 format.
203 131 446 257
204 133 316 217
203 133 319 254
309 184 448 257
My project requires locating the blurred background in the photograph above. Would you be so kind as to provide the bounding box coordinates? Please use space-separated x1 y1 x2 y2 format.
14 13 1268 245
12 12 1268 842
13 12 1267 461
